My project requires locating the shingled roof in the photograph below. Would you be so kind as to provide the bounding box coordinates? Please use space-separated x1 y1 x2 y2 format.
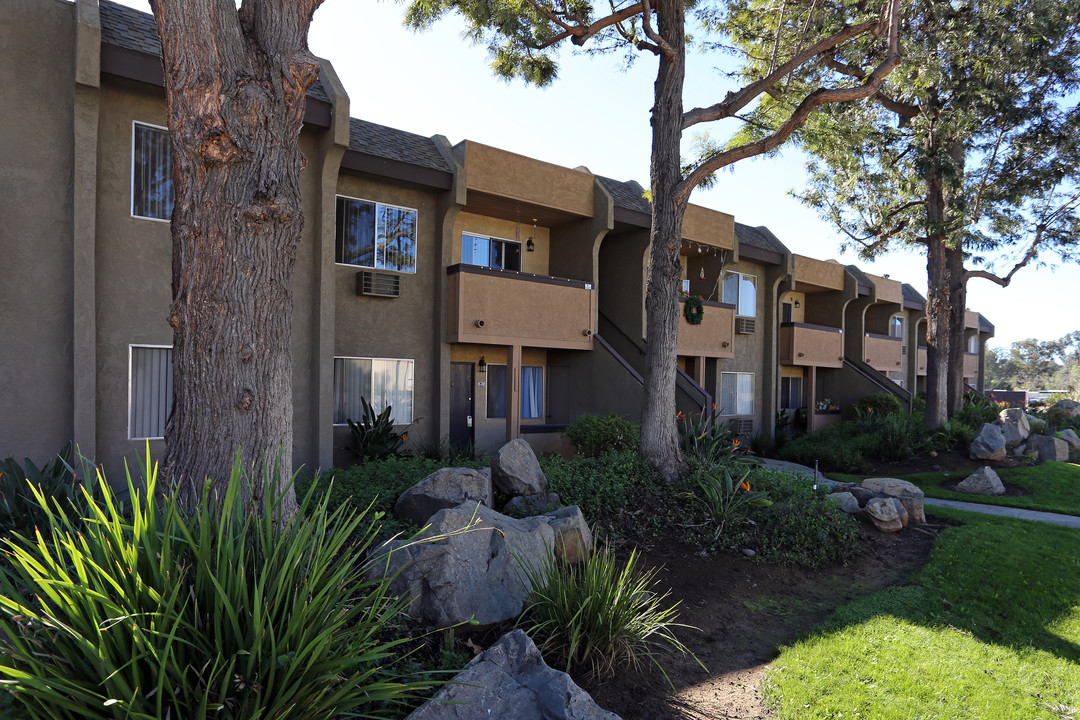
348 118 452 174
734 223 788 254
99 0 330 103
901 283 927 308
597 176 652 215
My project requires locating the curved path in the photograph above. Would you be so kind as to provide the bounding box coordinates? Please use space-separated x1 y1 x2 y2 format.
759 457 1080 530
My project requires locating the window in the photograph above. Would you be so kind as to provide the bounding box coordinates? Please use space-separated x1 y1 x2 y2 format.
722 273 757 317
335 196 417 272
129 345 173 440
780 376 802 410
462 233 522 272
968 336 978 353
890 315 905 339
333 357 414 424
485 365 543 419
719 372 754 416
781 301 794 324
131 122 173 220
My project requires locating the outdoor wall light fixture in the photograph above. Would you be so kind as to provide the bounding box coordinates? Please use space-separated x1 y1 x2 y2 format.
478 356 487 372
527 237 536 252
794 300 801 308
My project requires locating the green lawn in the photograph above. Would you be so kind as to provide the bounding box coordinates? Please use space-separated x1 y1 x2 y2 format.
832 462 1080 517
764 507 1080 719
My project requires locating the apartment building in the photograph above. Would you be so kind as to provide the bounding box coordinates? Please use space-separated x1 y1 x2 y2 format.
0 0 992 475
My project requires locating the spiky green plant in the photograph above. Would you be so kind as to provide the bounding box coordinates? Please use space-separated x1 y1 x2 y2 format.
518 544 700 684
0 449 434 720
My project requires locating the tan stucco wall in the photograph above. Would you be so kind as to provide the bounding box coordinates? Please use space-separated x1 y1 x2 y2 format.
712 259 767 432
452 211 551 275
793 255 846 291
461 142 594 217
0 0 77 461
683 205 734 250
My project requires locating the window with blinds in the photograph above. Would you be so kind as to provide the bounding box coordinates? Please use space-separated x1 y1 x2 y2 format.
129 345 173 440
333 357 414 424
719 371 754 416
131 122 174 220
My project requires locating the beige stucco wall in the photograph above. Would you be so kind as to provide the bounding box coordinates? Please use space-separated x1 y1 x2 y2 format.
793 255 846 291
711 259 767 432
461 142 595 217
0 0 77 461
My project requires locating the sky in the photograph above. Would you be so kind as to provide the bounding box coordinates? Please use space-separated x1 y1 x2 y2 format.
112 0 1079 349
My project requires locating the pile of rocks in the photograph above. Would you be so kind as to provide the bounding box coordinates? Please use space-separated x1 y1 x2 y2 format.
826 477 926 533
970 407 1080 463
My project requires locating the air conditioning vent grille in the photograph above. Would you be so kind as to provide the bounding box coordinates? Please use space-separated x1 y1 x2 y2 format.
735 317 756 335
358 271 400 298
732 418 754 436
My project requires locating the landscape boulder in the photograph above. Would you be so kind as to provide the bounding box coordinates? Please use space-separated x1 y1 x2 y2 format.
1058 428 1080 450
860 477 926 524
847 485 881 506
394 468 493 525
1028 434 1069 463
1052 399 1080 417
827 491 861 514
956 466 1005 496
539 505 592 564
997 408 1030 448
864 497 904 533
404 630 621 720
369 502 554 628
492 439 548 496
502 492 562 518
969 423 1006 461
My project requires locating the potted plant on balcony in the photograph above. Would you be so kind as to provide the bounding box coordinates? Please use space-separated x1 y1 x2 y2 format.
682 291 704 325
816 398 840 413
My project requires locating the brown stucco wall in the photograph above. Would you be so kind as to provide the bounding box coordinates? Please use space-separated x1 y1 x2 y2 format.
461 142 595 217
793 255 846 291
0 0 77 462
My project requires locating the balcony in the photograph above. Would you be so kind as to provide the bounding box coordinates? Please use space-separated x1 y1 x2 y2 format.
447 264 595 350
677 299 735 359
917 347 928 376
963 352 979 379
864 333 903 373
779 323 844 368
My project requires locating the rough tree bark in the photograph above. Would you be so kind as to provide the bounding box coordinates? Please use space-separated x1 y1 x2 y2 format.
639 0 689 481
922 104 950 430
151 0 323 513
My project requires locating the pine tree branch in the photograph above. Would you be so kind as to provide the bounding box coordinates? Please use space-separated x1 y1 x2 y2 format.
965 228 1043 287
639 0 675 57
676 0 902 201
681 9 886 130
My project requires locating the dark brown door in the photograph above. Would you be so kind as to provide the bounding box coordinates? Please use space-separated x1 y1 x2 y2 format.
449 362 474 449
547 365 571 424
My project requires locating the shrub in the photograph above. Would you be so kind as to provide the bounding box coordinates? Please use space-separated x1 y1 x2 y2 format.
692 466 772 541
342 398 415 461
854 393 903 417
876 413 915 460
956 392 1001 428
678 409 747 466
0 453 435 720
563 414 640 458
0 443 98 541
518 545 699 683
776 428 875 473
540 451 663 533
736 468 860 567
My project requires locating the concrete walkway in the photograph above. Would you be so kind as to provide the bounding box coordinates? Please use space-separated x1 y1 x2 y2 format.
759 457 1080 530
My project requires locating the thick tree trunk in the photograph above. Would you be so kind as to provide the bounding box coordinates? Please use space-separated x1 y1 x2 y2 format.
922 112 950 429
639 0 688 481
152 0 322 513
945 243 968 414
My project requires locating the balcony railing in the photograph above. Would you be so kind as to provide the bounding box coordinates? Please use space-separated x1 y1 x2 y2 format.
447 264 595 349
676 299 735 359
864 333 903 372
779 322 844 367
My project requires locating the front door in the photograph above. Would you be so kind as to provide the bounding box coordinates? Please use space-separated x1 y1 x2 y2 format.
449 362 474 450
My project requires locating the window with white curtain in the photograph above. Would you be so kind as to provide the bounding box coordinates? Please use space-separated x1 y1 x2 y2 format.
333 357 414 424
722 272 757 317
485 365 543 419
129 345 173 440
131 122 173 221
719 372 754 416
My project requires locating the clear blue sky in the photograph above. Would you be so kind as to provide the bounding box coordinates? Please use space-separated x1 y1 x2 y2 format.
112 0 1080 349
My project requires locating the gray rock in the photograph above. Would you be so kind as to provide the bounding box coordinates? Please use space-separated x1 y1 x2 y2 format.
997 408 1030 448
405 630 621 720
827 491 861 514
369 502 554 628
394 468 494 525
847 485 881 506
1052 399 1080 417
865 497 903 533
502 492 562 518
1028 434 1069 463
970 423 1006 461
817 478 853 491
860 477 926 524
538 505 592 564
492 439 548 496
1058 428 1080 450
956 466 1005 496
1026 414 1048 433
891 497 909 528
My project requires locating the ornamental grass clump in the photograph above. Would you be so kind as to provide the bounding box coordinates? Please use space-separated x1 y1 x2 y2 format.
0 450 434 720
518 544 700 684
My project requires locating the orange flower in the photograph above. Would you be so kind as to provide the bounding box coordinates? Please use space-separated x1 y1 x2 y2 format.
733 439 740 447
712 403 717 409
677 411 683 417
740 480 751 491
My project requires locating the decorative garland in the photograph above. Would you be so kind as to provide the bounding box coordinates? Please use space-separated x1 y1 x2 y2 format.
683 293 705 325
